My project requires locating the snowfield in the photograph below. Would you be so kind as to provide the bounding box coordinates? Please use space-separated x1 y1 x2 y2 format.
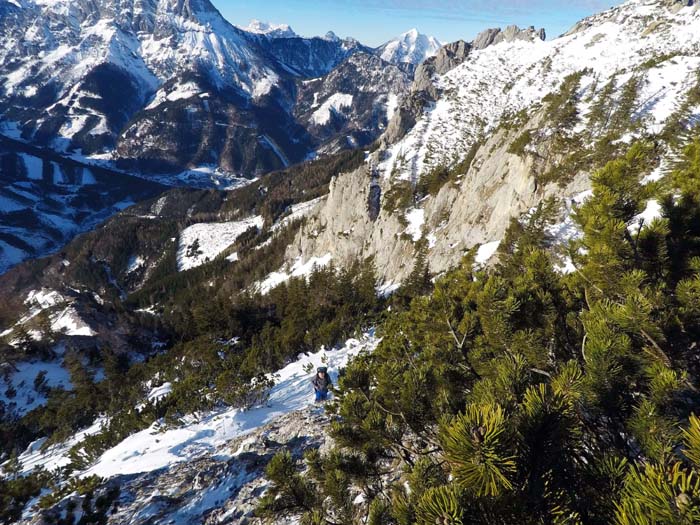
177 216 264 271
50 306 96 337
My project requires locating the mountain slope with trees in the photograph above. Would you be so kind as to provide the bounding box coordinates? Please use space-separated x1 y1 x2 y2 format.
259 136 700 524
2 1 700 523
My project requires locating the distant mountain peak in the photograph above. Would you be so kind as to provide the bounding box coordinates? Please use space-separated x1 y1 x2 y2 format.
378 29 442 66
241 19 297 38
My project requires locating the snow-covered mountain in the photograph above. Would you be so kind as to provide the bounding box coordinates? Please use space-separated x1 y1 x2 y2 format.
0 0 394 180
0 0 296 172
0 0 419 271
377 28 441 66
240 18 297 38
284 0 700 286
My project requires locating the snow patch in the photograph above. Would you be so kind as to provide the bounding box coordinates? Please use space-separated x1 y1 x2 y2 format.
19 154 44 180
475 241 501 265
146 82 201 110
386 92 399 122
404 208 425 242
256 253 332 294
0 361 73 417
629 199 663 233
177 216 264 271
50 307 96 337
126 255 145 274
311 94 353 126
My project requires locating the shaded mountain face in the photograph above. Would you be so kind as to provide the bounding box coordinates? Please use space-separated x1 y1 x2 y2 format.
258 34 371 79
295 53 412 154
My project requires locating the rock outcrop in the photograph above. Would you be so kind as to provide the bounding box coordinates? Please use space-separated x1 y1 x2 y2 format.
382 24 545 145
287 109 589 286
472 25 546 50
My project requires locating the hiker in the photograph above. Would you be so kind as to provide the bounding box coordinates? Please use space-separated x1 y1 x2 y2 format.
312 366 332 402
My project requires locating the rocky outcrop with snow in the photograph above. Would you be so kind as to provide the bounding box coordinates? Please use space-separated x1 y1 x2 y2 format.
12 335 378 524
281 0 700 285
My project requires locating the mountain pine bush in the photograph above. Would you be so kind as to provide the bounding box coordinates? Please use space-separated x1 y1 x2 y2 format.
260 134 700 524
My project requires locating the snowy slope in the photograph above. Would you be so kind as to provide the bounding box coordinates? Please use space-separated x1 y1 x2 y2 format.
256 253 333 294
0 139 164 274
378 29 442 66
13 332 378 479
377 0 700 182
0 360 73 417
311 93 354 126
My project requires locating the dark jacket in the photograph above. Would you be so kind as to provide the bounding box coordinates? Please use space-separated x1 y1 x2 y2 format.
312 373 332 392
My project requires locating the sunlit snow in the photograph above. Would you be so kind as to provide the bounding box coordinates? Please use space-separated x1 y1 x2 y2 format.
177 216 264 271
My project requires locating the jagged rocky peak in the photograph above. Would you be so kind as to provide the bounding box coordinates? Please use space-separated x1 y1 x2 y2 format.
472 25 546 50
32 0 219 25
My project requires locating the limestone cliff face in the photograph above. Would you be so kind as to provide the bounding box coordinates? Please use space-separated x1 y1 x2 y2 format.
286 165 416 282
286 110 588 285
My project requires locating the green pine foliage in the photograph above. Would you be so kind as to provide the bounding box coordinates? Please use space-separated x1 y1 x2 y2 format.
507 130 533 157
260 135 700 524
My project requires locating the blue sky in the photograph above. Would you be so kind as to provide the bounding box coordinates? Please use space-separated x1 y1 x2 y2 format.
212 0 620 47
